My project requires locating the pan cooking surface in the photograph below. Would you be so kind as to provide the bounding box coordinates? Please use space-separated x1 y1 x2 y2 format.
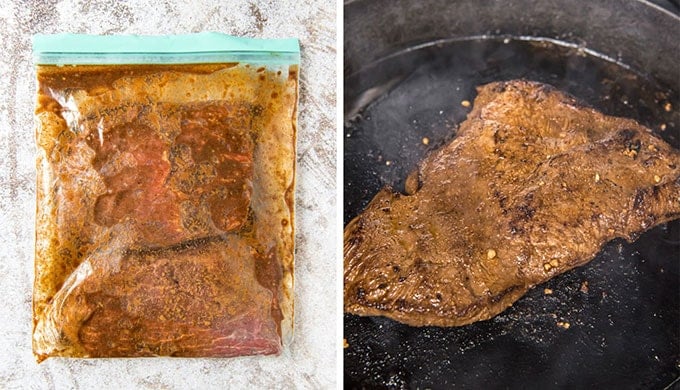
344 37 679 389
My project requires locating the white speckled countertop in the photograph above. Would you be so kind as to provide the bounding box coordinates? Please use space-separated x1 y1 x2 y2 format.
0 1 337 388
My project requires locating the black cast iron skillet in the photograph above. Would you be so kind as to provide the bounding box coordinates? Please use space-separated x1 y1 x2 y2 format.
343 1 680 388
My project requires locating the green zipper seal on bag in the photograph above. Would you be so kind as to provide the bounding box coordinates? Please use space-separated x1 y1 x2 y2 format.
33 32 300 65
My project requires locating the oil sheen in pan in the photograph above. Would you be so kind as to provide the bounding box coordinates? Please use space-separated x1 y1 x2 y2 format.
343 36 679 389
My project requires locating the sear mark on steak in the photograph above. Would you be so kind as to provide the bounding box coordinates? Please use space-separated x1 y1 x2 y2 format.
344 80 680 327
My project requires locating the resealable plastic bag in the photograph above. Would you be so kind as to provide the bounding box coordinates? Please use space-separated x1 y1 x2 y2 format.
32 33 298 361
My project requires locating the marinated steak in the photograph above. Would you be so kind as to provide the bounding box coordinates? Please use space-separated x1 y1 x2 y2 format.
84 101 255 248
344 80 680 327
34 237 281 358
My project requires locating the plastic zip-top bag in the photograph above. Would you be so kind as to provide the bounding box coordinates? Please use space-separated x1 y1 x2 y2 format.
32 33 298 361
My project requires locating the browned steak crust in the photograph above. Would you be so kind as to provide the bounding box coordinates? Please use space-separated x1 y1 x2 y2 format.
344 80 680 327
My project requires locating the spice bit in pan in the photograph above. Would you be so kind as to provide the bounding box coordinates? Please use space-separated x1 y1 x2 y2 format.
556 321 571 329
343 338 349 349
580 281 589 294
654 175 661 183
487 249 497 259
663 102 672 112
544 288 553 295
385 160 392 166
594 173 600 183
422 137 430 146
660 123 667 131
461 100 471 108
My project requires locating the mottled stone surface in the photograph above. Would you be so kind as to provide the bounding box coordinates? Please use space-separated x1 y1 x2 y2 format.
0 1 337 388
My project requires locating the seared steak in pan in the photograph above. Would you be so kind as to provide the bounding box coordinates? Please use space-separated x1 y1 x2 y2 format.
344 80 680 327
